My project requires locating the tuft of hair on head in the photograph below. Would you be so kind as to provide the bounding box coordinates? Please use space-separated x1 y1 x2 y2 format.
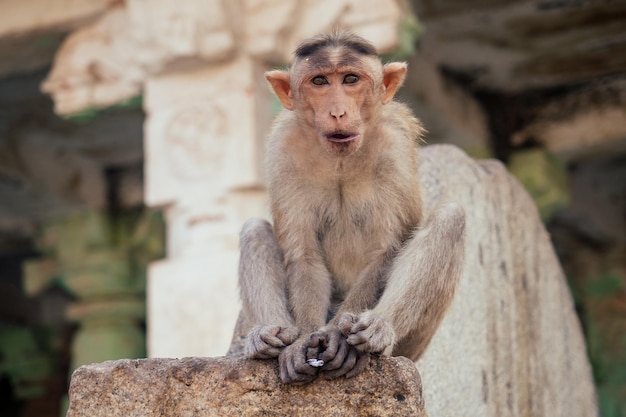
294 31 378 60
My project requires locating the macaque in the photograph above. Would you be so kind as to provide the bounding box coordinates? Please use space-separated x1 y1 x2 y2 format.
227 32 466 385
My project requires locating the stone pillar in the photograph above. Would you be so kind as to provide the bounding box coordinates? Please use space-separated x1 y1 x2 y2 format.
144 58 273 358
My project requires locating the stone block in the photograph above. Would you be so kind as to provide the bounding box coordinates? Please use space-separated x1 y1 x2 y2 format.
66 356 426 417
148 254 241 358
163 190 269 258
144 58 271 207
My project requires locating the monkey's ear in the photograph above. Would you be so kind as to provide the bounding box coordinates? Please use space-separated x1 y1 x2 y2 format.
381 62 407 104
265 70 294 110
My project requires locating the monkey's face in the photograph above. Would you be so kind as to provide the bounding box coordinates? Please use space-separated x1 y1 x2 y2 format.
265 44 406 158
294 65 378 157
265 50 383 157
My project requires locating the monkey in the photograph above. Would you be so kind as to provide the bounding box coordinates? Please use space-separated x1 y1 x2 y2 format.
227 32 466 385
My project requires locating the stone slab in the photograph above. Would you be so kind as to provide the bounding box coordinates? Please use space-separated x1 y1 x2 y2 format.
66 356 426 417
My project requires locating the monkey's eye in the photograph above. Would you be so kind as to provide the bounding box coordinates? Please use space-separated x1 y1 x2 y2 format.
311 76 329 86
343 74 359 84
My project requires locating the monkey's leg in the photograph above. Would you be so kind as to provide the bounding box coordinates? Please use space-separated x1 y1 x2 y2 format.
340 203 466 360
227 218 299 358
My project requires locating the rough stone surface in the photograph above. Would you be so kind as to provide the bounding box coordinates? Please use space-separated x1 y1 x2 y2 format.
65 356 426 417
414 145 598 417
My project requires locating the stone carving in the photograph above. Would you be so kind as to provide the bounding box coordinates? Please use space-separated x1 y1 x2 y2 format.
41 0 237 115
164 103 228 180
143 58 269 207
41 0 404 116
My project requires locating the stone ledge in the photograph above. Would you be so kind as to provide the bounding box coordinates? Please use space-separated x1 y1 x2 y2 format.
66 355 426 416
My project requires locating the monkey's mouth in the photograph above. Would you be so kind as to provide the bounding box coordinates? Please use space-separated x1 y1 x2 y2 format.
325 132 359 143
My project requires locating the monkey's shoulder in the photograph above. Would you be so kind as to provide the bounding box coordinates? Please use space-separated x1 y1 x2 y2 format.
381 101 425 145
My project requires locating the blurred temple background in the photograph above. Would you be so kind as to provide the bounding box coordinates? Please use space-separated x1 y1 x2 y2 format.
0 1 624 416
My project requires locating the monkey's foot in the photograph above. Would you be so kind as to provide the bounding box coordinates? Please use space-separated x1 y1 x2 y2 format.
245 325 300 359
337 311 396 355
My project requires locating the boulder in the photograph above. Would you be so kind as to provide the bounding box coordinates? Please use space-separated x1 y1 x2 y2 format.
65 356 426 417
415 145 598 417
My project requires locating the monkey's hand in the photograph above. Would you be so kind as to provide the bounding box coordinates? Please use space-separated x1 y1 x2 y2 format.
307 326 370 380
337 311 396 355
277 335 321 385
245 325 300 359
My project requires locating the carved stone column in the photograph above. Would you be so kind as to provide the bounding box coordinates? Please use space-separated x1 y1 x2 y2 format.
144 58 272 357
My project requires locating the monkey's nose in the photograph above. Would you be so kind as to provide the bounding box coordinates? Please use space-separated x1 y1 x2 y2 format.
329 109 346 119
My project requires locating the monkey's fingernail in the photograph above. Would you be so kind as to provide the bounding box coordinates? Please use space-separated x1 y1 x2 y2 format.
306 358 324 367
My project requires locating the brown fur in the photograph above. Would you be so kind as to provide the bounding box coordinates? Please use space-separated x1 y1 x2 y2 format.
228 32 466 385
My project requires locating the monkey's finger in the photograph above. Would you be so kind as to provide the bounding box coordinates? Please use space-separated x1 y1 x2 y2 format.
305 344 321 361
345 353 370 379
282 357 317 385
337 313 359 335
280 353 308 384
276 327 300 345
318 328 345 362
346 332 368 347
306 332 327 349
320 338 348 371
322 347 358 380
247 338 281 358
349 319 371 335
259 333 287 348
348 337 379 354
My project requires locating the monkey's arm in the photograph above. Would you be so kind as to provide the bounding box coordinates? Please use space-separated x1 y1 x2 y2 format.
340 203 466 360
302 253 392 380
276 223 338 384
238 219 300 359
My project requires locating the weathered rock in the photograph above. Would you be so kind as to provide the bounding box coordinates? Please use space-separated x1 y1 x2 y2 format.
66 356 427 417
414 145 598 417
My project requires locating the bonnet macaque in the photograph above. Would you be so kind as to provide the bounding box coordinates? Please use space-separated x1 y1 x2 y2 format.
228 32 466 385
